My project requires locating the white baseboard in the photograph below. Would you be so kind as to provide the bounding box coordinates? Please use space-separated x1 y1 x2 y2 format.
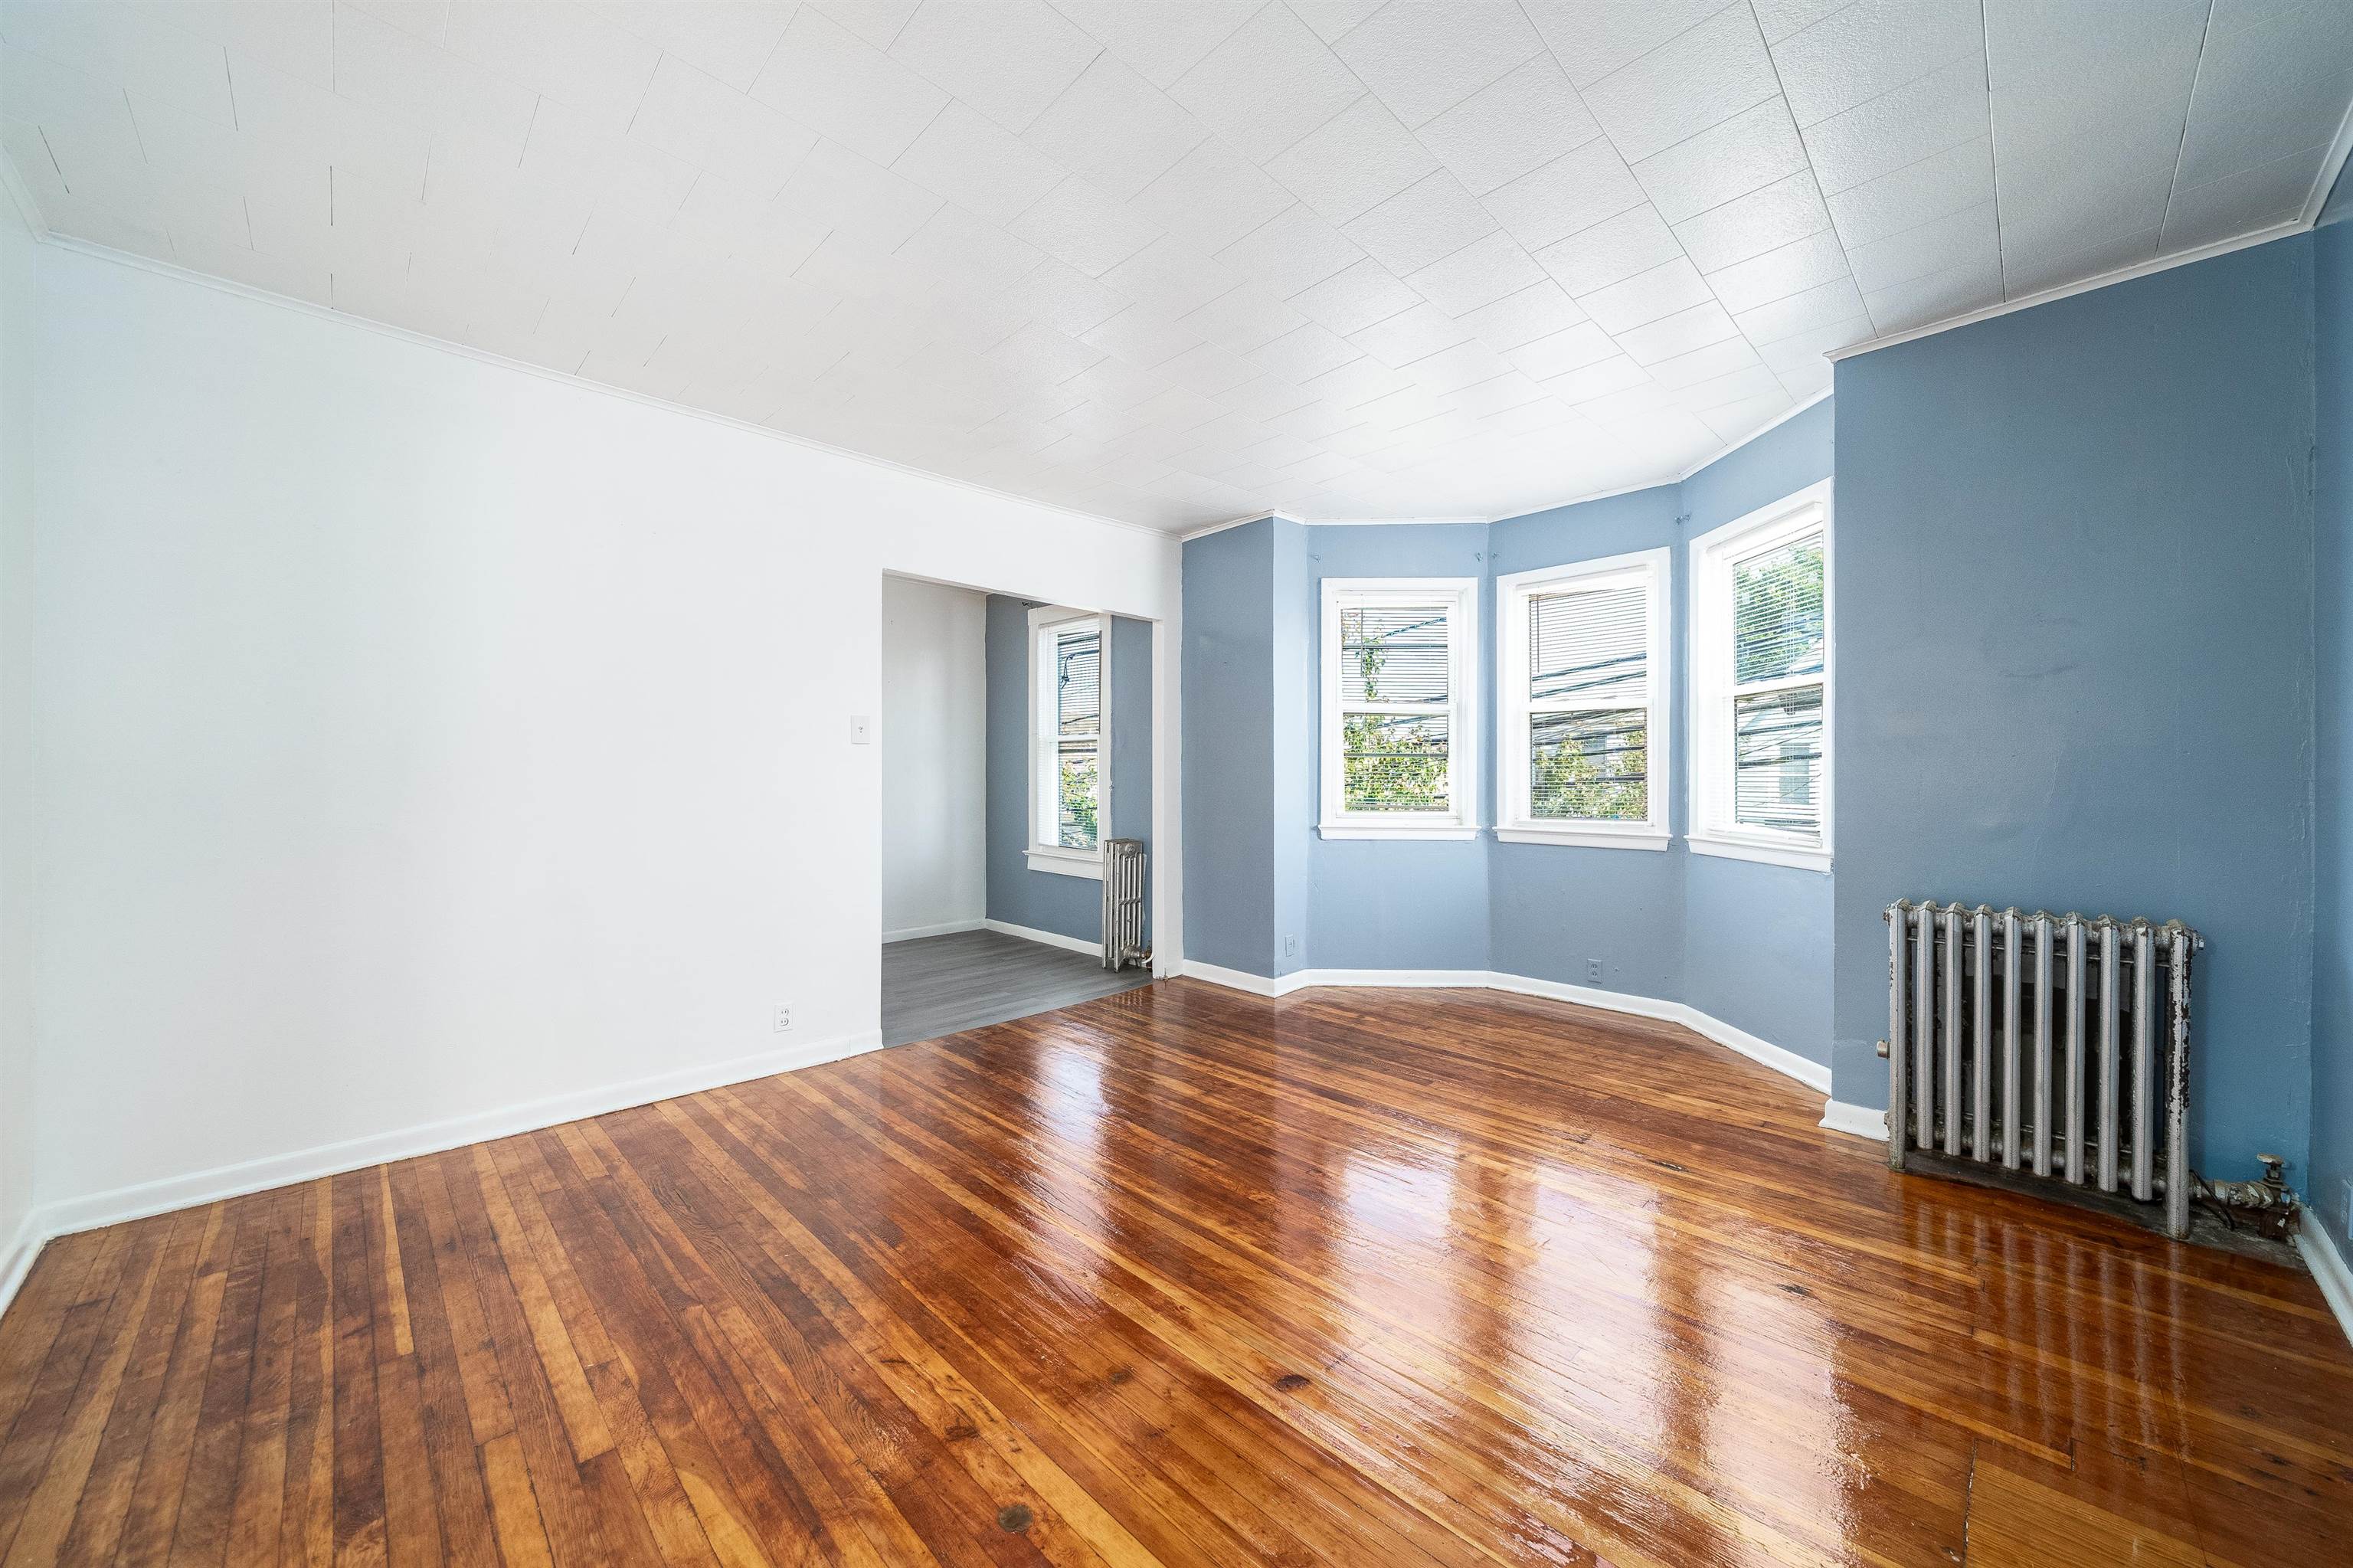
1820 1100 1890 1141
983 918 1100 958
1176 962 1834 1095
0 1208 42 1324
2297 1218 2353 1353
882 918 984 943
15 1026 885 1260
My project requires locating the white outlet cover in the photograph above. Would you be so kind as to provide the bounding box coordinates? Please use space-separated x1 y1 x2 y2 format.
849 715 872 745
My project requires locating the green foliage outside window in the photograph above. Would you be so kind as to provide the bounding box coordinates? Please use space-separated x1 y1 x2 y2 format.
1059 754 1099 849
1341 614 1450 811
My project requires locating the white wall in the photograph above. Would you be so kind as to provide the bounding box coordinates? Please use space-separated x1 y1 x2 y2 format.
19 238 1179 1229
879 576 985 938
0 194 38 1282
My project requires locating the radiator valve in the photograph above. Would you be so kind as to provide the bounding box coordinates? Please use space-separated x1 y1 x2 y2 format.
2194 1154 2302 1241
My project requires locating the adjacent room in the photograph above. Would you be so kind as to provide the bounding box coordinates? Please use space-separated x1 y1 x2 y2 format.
2 2 2350 1563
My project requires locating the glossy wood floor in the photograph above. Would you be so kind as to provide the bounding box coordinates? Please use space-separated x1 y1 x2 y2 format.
2 981 2348 1566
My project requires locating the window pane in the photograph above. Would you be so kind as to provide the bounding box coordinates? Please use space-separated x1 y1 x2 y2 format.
1530 709 1647 821
1342 714 1450 813
1530 583 1645 703
1733 684 1823 834
1057 741 1099 849
1733 535 1824 683
1055 628 1101 739
1340 604 1449 705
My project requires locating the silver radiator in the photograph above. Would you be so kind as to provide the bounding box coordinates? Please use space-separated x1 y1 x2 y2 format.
1884 899 2201 1238
1102 838 1147 971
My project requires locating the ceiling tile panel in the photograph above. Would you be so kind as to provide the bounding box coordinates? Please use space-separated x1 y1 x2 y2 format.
1329 0 1543 126
14 0 2349 529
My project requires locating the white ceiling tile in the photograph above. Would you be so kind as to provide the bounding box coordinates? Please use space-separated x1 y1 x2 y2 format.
1022 54 1209 201
1010 175 1164 277
1755 311 1870 363
1769 0 1981 128
1523 0 1730 90
1052 1 1258 88
1288 2 1386 44
1483 136 1644 248
1183 287 1311 355
1802 51 1988 196
776 136 943 253
1343 169 1498 274
2001 224 2161 299
993 256 1130 336
887 0 1101 132
751 5 948 165
1705 227 1849 314
1670 169 1832 274
1732 274 1866 346
1825 135 1993 247
1413 56 1600 197
1579 3 1779 164
1246 320 1363 381
1330 0 1543 127
1127 132 1298 252
1213 201 1363 297
1351 300 1471 367
1287 257 1422 334
1445 369 1549 417
1531 202 1682 296
1264 93 1438 224
153 1 336 90
1506 320 1619 380
2163 139 2332 251
1105 234 1248 314
2175 2 2353 187
1697 389 1795 441
813 3 921 50
1641 334 1759 391
1403 339 1515 394
1863 250 2002 332
333 5 537 147
1773 352 1834 398
444 4 662 127
1157 340 1260 397
600 2 797 92
1615 299 1737 365
1628 96 1808 223
892 100 1066 223
1458 279 1588 352
7 1 240 126
1675 361 1785 412
1846 201 1997 296
1303 352 1410 408
1406 229 1546 316
1167 3 1361 162
989 319 1108 383
897 201 1049 296
626 54 816 197
1576 254 1713 332
1750 0 1849 47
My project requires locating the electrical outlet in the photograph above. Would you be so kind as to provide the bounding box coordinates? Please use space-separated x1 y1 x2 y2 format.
1282 934 1298 957
1586 958 1603 983
772 1006 794 1034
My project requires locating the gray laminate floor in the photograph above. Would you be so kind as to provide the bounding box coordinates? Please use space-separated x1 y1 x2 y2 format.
879 928 1154 1046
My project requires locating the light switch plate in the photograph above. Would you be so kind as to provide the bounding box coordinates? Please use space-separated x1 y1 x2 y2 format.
849 715 872 745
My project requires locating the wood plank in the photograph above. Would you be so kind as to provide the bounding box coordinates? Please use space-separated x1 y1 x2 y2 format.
2 982 2348 1565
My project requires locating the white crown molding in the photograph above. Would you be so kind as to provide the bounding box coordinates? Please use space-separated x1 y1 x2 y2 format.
2299 90 2353 228
1 148 50 242
1174 962 1833 1095
1827 218 2311 362
2296 1218 2353 1352
20 218 1174 545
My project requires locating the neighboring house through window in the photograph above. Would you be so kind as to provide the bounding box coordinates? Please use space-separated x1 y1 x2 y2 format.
1318 578 1478 840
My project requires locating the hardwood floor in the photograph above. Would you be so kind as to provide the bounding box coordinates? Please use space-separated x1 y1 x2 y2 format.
879 929 1150 1047
2 980 2348 1566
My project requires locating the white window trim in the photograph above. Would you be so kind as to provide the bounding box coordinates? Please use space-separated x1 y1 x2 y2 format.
1688 479 1833 873
1318 577 1479 841
1026 604 1108 879
1494 548 1671 851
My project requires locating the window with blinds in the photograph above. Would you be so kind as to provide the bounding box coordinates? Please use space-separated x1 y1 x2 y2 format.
1029 609 1108 866
1497 551 1669 844
1690 483 1831 867
1320 579 1477 836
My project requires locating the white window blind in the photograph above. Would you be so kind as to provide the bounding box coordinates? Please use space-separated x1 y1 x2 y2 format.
1690 483 1831 869
1497 551 1669 846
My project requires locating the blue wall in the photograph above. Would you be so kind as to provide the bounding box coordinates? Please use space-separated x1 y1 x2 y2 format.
2315 216 2353 1240
1833 235 2318 1180
1180 402 1838 1062
1180 522 1279 973
983 594 1153 947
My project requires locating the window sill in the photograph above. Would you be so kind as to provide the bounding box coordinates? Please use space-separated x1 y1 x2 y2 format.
1317 823 1480 842
1026 850 1103 879
1494 826 1669 851
1688 833 1831 872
